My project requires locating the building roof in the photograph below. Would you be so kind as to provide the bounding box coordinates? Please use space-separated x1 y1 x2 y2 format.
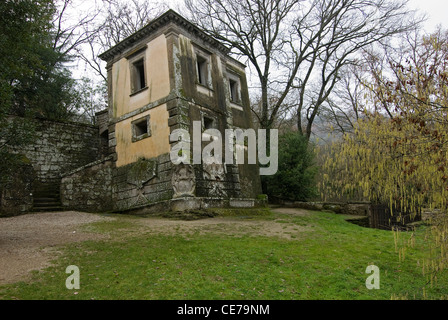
98 9 231 62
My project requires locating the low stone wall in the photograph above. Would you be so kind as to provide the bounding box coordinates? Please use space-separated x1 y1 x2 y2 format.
121 196 267 215
111 154 252 213
59 152 266 214
62 154 174 213
279 200 371 216
61 157 113 213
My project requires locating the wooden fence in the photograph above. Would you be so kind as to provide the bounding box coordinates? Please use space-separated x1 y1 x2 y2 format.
370 204 422 230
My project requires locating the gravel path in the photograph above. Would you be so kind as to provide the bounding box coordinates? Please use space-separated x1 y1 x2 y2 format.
0 211 113 285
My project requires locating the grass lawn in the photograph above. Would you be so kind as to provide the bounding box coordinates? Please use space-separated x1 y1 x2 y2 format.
1 208 447 300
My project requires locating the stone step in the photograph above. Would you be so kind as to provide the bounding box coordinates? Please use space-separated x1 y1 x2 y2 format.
33 202 62 207
33 193 60 199
33 197 60 202
33 195 60 201
34 183 60 191
34 185 60 191
33 181 62 212
32 206 64 212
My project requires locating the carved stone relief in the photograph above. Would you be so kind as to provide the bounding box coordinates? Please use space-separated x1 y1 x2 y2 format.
202 159 227 198
172 163 196 198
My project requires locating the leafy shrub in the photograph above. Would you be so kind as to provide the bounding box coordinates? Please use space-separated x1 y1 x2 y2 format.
264 130 318 201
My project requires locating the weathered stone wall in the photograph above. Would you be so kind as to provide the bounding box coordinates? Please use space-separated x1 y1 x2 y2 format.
112 154 174 212
0 160 35 217
60 157 113 213
16 117 101 183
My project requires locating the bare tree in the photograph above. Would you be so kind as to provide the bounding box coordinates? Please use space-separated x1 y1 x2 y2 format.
318 64 366 136
318 25 427 138
77 0 168 82
51 0 101 62
185 0 301 131
185 0 423 140
292 0 420 139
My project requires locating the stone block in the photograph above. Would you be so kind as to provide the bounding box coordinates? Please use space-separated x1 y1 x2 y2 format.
229 199 255 208
170 197 201 211
201 198 226 209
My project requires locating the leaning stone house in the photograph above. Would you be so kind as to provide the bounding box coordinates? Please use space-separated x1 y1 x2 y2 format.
0 10 264 216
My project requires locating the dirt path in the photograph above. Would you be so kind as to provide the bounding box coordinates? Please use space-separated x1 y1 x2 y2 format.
0 208 310 285
0 211 113 285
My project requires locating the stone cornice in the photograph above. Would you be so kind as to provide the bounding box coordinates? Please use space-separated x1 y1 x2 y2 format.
99 9 230 62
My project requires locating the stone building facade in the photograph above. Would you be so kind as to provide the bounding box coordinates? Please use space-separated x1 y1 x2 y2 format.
1 10 264 216
66 10 264 213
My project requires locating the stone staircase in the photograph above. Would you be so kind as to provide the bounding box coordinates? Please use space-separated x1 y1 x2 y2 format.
33 181 63 212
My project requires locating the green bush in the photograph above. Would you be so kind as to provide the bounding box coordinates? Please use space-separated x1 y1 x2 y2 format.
264 131 318 201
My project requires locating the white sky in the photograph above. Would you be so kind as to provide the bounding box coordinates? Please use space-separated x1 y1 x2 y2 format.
407 0 448 31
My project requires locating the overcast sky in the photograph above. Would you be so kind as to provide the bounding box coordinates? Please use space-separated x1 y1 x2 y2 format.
407 0 448 31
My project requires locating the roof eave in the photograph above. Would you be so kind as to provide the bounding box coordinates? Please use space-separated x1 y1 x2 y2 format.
99 9 231 62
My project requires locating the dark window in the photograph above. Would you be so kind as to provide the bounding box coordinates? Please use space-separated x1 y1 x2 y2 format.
229 78 239 102
203 116 214 130
196 55 208 86
132 59 146 93
134 119 147 136
100 130 109 155
132 116 151 142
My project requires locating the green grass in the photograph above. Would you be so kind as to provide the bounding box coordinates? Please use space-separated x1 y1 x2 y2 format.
1 209 447 300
